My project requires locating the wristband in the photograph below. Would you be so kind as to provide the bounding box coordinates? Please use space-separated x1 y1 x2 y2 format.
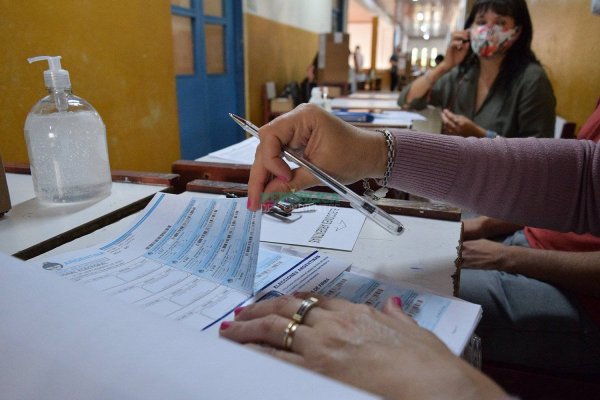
363 129 395 200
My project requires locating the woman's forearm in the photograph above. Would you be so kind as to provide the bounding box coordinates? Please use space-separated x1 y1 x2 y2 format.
388 131 600 235
405 65 450 103
505 247 600 296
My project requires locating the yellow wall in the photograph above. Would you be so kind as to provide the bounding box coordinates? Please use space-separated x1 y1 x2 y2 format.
245 14 320 125
529 0 600 131
0 0 180 172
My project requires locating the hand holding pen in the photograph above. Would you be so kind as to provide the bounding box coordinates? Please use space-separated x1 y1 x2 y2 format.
231 104 404 234
441 30 471 71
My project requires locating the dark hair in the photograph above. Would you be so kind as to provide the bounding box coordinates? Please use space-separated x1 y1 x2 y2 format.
460 0 539 84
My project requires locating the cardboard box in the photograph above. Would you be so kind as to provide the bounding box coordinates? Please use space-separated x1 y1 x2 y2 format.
270 97 294 113
318 32 350 84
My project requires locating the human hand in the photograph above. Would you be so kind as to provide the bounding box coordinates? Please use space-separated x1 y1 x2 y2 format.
441 109 486 137
462 239 512 270
247 104 387 211
463 217 488 240
219 294 505 399
438 30 471 72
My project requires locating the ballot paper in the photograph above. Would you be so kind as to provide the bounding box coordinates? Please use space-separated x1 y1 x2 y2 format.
260 205 366 251
27 193 351 331
319 268 482 356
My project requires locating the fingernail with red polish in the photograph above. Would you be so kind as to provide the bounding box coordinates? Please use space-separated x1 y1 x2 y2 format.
392 296 402 308
277 175 289 182
262 202 274 212
234 307 244 317
220 321 232 330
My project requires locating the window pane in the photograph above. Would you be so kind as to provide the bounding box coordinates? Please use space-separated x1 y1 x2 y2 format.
171 0 191 8
204 0 223 17
411 48 418 66
420 48 428 68
171 15 194 75
205 24 225 74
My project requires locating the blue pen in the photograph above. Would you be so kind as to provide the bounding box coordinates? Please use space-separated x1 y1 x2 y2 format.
229 113 403 235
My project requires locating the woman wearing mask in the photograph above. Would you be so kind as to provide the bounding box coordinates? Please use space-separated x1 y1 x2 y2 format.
398 0 555 138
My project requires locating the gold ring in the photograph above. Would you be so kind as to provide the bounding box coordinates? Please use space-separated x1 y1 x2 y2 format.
283 319 299 351
292 296 319 324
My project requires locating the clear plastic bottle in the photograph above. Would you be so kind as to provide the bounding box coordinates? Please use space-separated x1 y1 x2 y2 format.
25 56 111 203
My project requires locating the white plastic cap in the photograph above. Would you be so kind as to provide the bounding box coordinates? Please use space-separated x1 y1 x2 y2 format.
28 55 71 89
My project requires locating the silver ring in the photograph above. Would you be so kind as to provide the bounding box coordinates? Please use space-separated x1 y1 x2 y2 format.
292 296 319 324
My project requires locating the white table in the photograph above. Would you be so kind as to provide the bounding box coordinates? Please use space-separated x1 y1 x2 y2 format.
331 97 402 111
1 189 461 399
0 173 169 258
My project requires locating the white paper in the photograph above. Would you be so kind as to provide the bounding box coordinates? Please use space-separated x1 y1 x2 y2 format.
260 205 366 251
204 136 298 168
205 136 260 164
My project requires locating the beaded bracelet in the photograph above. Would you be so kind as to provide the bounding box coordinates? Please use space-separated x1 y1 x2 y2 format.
363 129 395 200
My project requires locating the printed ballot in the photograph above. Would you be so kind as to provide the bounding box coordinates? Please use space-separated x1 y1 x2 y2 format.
26 193 480 354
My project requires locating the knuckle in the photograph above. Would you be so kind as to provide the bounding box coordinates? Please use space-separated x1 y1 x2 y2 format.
258 314 279 335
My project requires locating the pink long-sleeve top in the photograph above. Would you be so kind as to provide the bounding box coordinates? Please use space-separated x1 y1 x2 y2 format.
388 131 600 236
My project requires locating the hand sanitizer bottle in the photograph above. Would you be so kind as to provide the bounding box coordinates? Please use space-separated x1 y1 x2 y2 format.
25 56 112 203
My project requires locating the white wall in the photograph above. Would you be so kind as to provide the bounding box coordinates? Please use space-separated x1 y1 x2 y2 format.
244 0 332 33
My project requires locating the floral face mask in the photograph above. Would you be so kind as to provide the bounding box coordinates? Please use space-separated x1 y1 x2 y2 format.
470 24 520 58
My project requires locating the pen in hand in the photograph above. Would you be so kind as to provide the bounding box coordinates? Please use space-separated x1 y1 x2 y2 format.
229 113 404 235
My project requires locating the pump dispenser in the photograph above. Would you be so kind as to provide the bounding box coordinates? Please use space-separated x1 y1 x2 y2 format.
25 55 112 203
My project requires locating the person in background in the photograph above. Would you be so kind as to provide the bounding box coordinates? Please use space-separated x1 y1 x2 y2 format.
299 54 318 104
398 0 555 139
389 45 402 91
219 103 599 399
459 102 600 376
353 45 363 73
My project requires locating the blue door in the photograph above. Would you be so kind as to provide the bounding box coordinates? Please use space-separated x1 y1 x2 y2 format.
171 0 244 159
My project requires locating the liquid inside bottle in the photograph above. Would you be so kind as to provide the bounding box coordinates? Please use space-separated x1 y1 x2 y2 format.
25 110 112 203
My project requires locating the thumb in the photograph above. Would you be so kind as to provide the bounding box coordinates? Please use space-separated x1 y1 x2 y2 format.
263 167 320 195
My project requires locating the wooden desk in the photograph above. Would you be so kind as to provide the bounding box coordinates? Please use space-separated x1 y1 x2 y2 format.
0 170 177 259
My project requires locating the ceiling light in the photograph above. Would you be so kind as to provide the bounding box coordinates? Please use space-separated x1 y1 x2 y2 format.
423 33 430 40
417 12 424 21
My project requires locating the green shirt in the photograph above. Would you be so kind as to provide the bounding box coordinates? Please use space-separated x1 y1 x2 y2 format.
398 62 556 138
